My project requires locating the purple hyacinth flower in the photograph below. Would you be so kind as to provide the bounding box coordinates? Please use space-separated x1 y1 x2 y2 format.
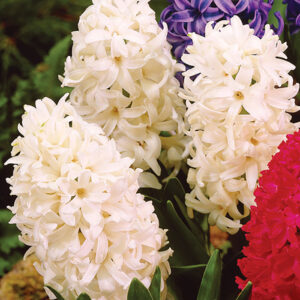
160 0 284 63
284 0 300 34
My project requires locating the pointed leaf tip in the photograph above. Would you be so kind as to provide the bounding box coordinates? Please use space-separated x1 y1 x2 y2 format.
164 177 185 201
77 293 92 300
197 249 222 300
127 278 153 300
45 286 65 300
149 267 161 300
236 281 252 300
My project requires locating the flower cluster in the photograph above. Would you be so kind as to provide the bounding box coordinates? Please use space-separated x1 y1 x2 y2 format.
181 16 299 233
6 96 172 300
61 0 187 177
237 130 300 299
284 0 300 34
160 0 283 61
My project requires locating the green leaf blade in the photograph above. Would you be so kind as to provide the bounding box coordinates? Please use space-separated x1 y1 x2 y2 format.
163 177 185 202
165 200 209 265
77 293 92 300
32 36 71 99
235 281 252 300
197 249 222 300
127 278 153 300
268 0 286 40
45 286 65 300
171 263 206 277
149 267 161 300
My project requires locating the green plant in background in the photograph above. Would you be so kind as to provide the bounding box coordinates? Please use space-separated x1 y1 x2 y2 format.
0 209 25 276
0 0 92 168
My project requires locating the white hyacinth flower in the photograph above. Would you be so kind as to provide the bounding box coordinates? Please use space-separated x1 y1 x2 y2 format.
60 0 186 176
180 16 299 234
6 95 172 299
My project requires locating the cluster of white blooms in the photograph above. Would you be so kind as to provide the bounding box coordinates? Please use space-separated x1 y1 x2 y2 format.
60 0 186 177
180 16 300 233
6 96 172 300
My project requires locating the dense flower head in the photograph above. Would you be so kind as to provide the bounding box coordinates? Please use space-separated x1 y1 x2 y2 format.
284 0 300 34
6 96 172 300
237 129 300 299
181 16 299 233
60 0 187 177
160 0 284 61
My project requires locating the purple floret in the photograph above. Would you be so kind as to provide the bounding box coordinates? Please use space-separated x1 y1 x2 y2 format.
284 0 300 34
160 0 284 62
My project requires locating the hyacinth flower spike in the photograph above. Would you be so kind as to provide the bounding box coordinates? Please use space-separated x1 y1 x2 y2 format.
160 0 284 61
237 130 300 299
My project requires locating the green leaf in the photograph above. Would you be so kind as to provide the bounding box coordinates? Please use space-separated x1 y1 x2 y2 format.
165 200 209 265
0 209 24 254
235 282 252 300
167 264 207 299
149 0 168 22
149 267 161 300
197 249 222 300
163 177 185 201
127 278 153 300
267 0 286 40
10 79 35 124
0 209 13 223
32 36 71 99
0 251 23 276
172 263 206 290
172 264 206 277
77 293 92 300
174 194 206 240
45 286 66 300
163 178 206 240
166 276 184 300
138 187 163 204
0 93 8 109
290 32 300 86
159 131 172 137
0 257 11 276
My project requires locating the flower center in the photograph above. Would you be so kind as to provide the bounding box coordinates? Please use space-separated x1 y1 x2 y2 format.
250 138 259 146
77 188 86 198
234 91 244 100
112 107 119 116
114 56 121 63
